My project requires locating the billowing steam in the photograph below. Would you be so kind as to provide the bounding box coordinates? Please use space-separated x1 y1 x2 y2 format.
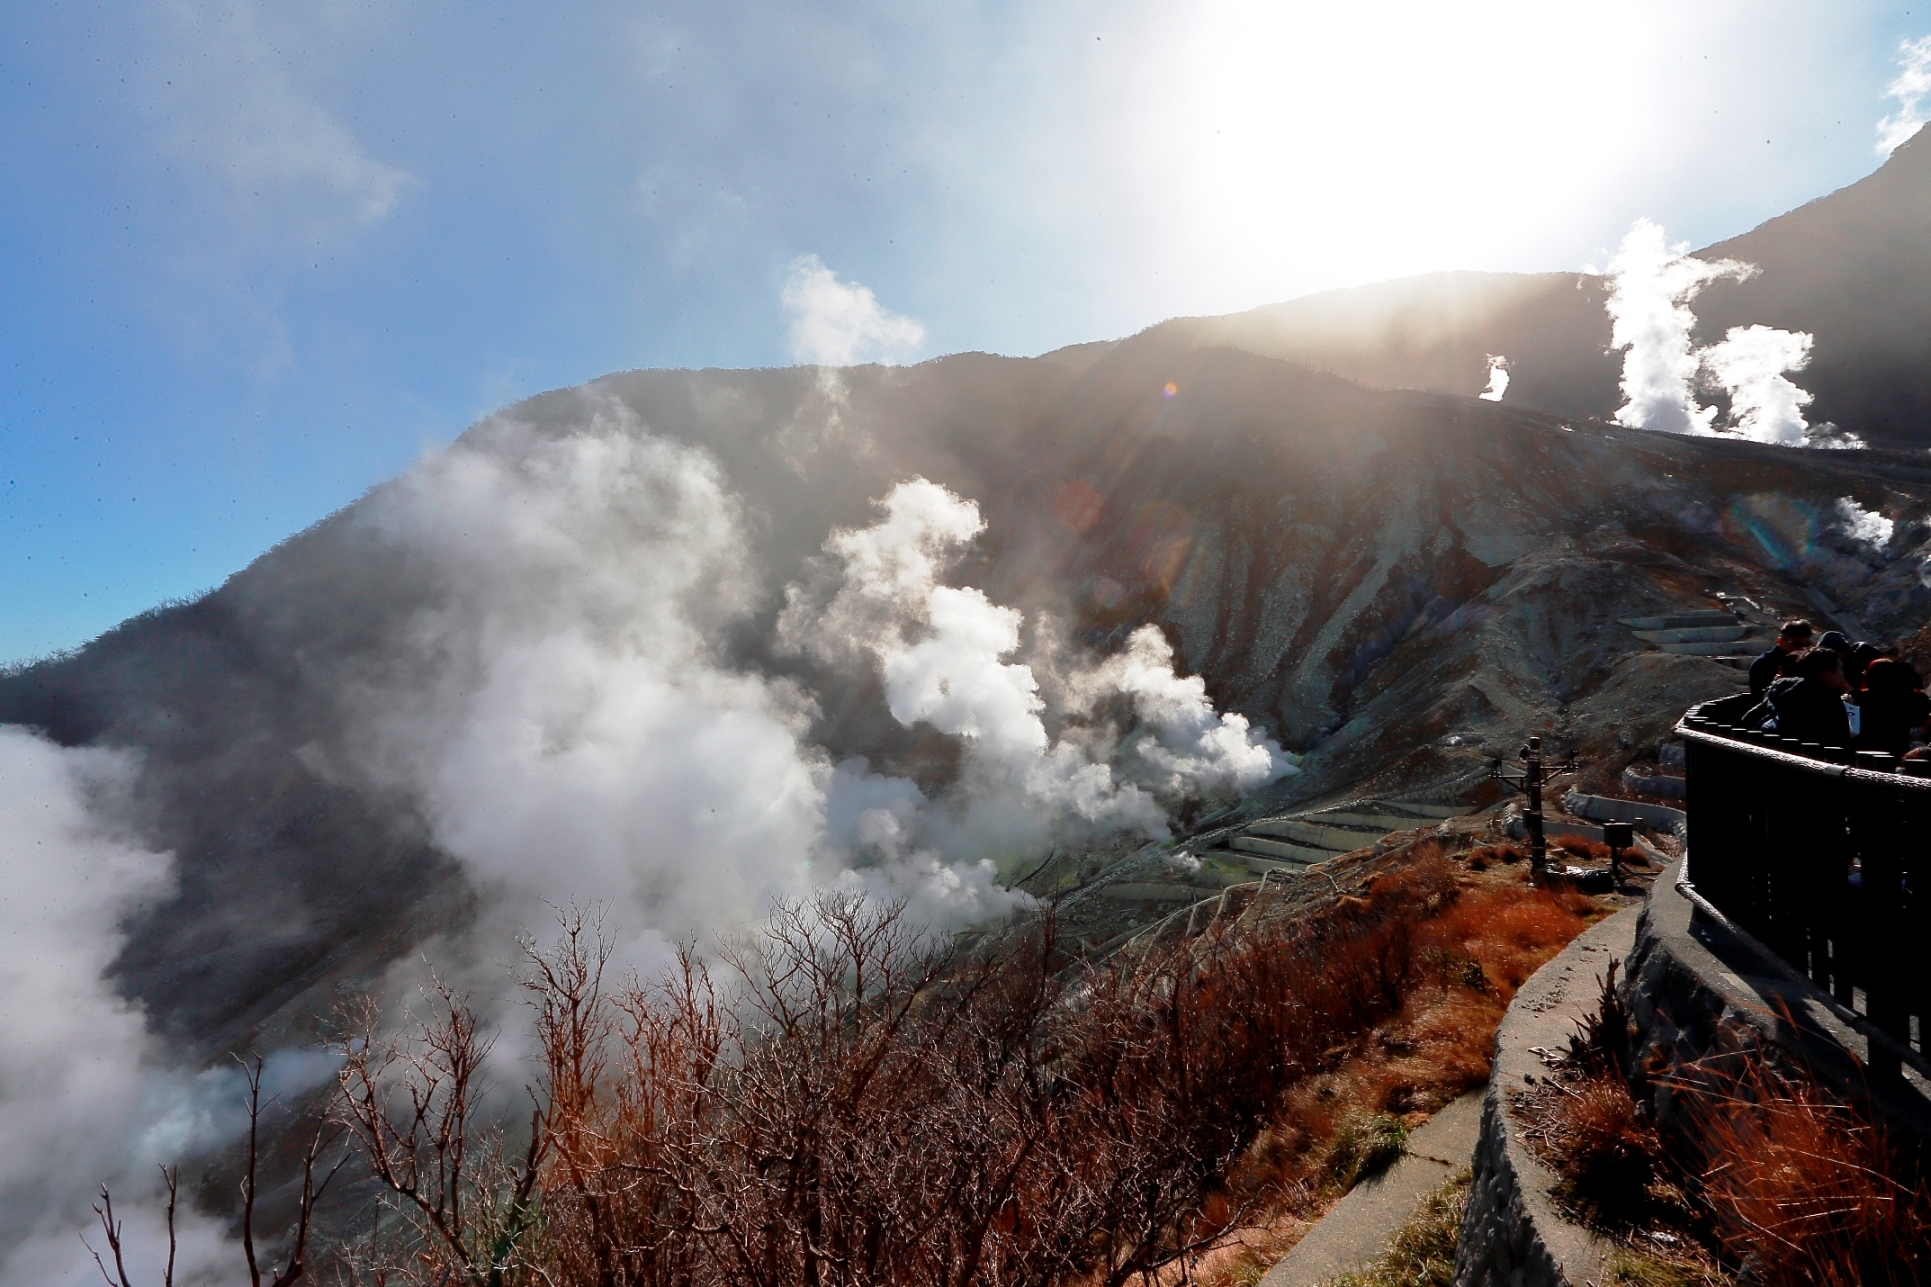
1877 35 1931 157
340 407 842 972
1835 496 1895 552
1699 324 1817 447
780 479 1294 858
1478 355 1509 402
1602 218 1753 436
1601 219 1846 447
775 256 925 470
0 729 338 1285
321 418 1286 977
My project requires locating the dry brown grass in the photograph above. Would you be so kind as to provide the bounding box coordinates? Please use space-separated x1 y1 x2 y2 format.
1523 967 1931 1286
310 842 1604 1287
1681 1057 1931 1287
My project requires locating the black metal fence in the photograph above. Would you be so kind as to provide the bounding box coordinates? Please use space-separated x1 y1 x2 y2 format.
1677 694 1928 1084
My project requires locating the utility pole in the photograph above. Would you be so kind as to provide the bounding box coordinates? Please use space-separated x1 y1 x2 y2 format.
1489 735 1575 876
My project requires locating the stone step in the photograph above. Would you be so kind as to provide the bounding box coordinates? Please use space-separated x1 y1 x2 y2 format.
1231 834 1340 862
1656 641 1756 656
1631 625 1752 644
1101 883 1209 902
1303 811 1435 830
1222 851 1313 875
1246 819 1384 850
1191 861 1263 887
1376 801 1473 819
1618 611 1738 630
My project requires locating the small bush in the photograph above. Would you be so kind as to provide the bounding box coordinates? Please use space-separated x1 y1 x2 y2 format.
1556 836 1611 863
1325 1111 1409 1191
1559 1078 1660 1210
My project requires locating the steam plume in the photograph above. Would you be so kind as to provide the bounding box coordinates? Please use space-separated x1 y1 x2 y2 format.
1699 324 1816 447
1478 355 1508 402
1602 218 1753 436
780 479 1293 855
1834 497 1894 552
0 728 301 1285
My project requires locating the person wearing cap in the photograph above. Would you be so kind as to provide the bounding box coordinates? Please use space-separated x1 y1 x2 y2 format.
1750 619 1813 699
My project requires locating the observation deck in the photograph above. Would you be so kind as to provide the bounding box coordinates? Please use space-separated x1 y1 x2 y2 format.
1676 694 1930 1087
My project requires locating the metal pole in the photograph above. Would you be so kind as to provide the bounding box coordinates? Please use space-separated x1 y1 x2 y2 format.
1524 736 1547 872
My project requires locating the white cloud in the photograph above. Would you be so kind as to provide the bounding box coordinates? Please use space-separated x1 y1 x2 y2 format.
782 255 926 366
1601 218 1754 436
158 1 414 238
1877 35 1931 156
1478 354 1509 402
1699 324 1815 446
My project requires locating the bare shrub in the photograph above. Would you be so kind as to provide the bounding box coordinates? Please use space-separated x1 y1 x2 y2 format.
87 1057 343 1287
328 871 1470 1287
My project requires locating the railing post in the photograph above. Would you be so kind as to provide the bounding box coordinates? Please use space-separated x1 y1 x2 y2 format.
1852 755 1909 1088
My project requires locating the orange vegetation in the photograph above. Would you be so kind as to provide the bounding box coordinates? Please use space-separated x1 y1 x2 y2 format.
315 839 1601 1287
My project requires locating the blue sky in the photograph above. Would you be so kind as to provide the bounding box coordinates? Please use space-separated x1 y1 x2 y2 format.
2 1 1927 664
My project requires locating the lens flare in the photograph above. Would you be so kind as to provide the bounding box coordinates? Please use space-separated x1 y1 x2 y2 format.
1162 382 1178 398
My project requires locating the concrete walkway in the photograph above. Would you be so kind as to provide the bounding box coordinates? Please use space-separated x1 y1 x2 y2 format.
1258 1089 1485 1287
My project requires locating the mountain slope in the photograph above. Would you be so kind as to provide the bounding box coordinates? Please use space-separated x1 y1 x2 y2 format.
6 339 1931 1061
1150 124 1931 444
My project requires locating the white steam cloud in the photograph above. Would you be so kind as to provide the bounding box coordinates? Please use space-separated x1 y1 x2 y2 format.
779 479 1293 857
782 255 926 367
1600 219 1843 447
344 408 841 972
0 424 1292 1272
1699 324 1816 447
1834 496 1894 551
1877 35 1931 157
1478 354 1509 402
1602 218 1754 436
337 418 1284 980
0 729 342 1286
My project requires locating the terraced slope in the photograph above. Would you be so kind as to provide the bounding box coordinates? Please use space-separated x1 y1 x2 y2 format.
6 334 1931 1059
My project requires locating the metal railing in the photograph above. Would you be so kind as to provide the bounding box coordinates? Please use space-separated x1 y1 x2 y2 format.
1677 694 1928 1085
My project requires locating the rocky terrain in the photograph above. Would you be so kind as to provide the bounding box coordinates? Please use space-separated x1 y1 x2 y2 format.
7 131 1931 1081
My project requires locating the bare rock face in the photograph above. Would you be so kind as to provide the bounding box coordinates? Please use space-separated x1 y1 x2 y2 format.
5 328 1931 1060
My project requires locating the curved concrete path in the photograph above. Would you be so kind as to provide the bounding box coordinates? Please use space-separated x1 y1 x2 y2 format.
1258 1089 1484 1287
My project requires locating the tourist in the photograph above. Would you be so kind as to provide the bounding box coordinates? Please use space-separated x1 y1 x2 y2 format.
1751 646 1852 748
1749 619 1813 698
1816 629 1883 688
1853 657 1931 757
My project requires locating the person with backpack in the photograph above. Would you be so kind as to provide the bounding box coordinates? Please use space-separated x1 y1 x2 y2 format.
1746 645 1853 749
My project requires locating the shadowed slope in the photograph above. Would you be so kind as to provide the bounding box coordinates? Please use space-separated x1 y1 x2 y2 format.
4 339 1931 1061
